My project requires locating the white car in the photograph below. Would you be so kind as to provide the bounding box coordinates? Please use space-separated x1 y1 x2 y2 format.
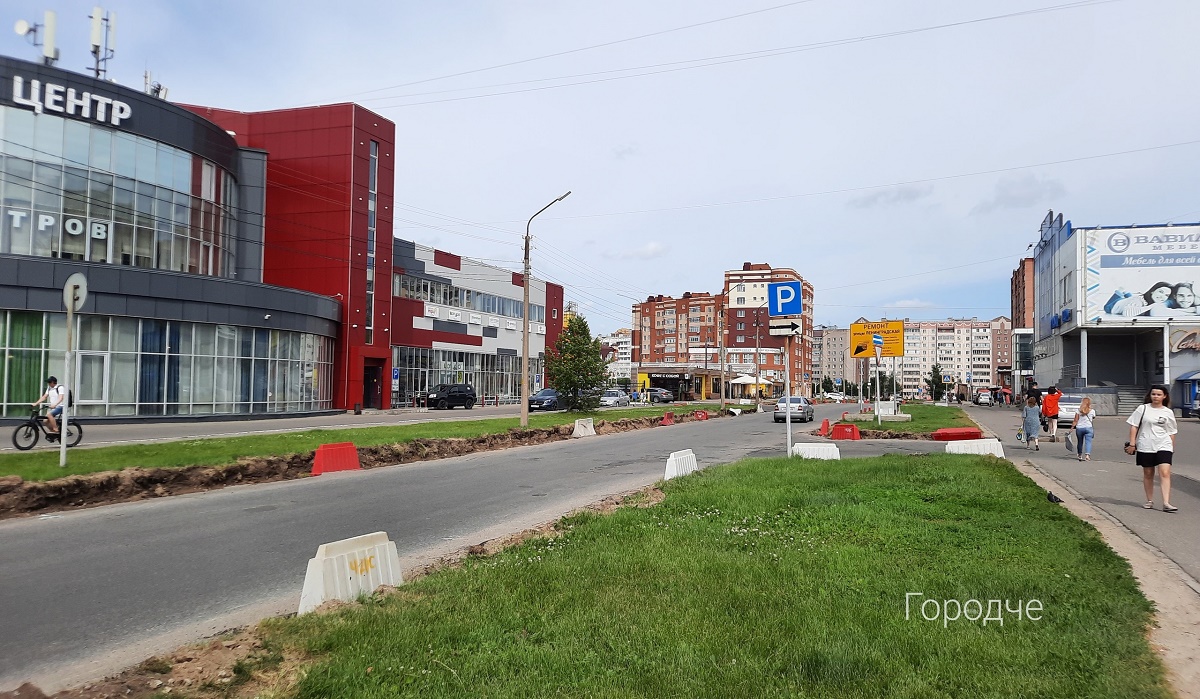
599 389 630 407
1057 395 1083 422
822 392 845 402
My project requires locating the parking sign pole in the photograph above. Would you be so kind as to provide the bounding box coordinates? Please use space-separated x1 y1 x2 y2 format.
784 334 792 458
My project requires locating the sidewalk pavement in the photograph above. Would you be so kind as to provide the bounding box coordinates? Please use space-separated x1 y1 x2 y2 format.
965 404 1200 586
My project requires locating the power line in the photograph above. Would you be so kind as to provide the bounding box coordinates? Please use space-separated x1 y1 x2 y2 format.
340 0 821 98
364 0 1122 109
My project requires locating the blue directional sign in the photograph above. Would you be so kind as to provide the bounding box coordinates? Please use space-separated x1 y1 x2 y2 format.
767 281 803 317
834 378 842 386
872 334 884 347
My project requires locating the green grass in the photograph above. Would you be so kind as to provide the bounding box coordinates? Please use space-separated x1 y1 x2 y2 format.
0 404 712 483
840 403 978 434
257 453 1168 698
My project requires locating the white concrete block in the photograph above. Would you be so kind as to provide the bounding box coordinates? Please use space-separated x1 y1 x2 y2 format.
790 443 841 460
572 418 596 438
729 408 742 416
298 532 404 615
945 438 1005 458
877 401 897 416
758 404 769 413
664 448 699 480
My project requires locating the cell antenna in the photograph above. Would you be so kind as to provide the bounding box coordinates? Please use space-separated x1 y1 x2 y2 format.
13 10 59 66
89 6 117 79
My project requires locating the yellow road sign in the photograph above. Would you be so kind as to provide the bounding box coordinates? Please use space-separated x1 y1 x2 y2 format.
850 320 905 358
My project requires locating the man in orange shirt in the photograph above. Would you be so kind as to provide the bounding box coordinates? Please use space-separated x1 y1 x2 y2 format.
1042 386 1061 441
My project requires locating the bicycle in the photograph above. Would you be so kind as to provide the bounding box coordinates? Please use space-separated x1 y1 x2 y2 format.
11 409 83 451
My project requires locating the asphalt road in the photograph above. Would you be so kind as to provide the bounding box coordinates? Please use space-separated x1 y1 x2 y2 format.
0 405 852 692
965 404 1200 584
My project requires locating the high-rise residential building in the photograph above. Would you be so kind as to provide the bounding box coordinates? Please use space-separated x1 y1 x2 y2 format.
723 263 814 396
1011 257 1035 328
598 328 633 384
813 326 852 392
895 316 1012 397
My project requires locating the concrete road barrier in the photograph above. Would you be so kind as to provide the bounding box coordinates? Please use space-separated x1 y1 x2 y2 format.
311 442 361 476
790 443 841 460
298 532 403 614
664 448 698 480
572 418 596 438
945 438 1005 458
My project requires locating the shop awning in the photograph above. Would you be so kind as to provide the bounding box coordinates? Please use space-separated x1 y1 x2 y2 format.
1176 370 1200 381
730 374 771 385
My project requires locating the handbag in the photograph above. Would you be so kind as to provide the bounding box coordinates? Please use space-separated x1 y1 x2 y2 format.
1040 414 1048 432
1125 405 1147 456
1015 427 1025 443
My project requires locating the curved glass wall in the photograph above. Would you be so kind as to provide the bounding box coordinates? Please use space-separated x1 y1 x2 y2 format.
0 106 237 277
0 311 333 417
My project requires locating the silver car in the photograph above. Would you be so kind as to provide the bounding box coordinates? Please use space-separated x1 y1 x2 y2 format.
773 396 814 423
599 389 630 407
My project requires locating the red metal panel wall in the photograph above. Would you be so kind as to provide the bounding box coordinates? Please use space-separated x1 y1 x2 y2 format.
183 103 397 411
545 282 565 350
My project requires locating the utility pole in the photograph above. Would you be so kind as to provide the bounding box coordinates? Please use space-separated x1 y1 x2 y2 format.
520 191 571 428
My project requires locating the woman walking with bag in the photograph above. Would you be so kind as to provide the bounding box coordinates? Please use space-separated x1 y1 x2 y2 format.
1022 396 1042 450
1126 385 1178 512
1071 397 1096 461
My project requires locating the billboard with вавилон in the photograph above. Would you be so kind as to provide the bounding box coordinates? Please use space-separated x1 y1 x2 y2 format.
1085 224 1200 324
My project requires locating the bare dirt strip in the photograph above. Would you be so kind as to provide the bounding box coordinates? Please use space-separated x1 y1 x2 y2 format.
0 411 736 520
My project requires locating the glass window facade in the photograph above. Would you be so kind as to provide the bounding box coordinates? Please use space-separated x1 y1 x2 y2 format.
392 273 546 323
0 106 237 276
0 311 334 417
391 346 542 407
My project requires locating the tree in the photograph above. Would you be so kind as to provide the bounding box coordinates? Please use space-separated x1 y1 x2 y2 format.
545 313 607 412
925 364 946 401
820 376 836 394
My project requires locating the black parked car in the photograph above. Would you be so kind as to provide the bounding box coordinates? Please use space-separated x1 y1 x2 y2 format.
425 383 477 409
528 388 562 411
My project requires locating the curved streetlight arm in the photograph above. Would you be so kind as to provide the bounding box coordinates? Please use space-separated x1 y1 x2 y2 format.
521 191 572 428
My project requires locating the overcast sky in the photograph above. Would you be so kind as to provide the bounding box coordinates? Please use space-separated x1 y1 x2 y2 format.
4 0 1197 335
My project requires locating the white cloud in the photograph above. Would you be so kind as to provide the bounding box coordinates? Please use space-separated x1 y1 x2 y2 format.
847 185 933 209
971 174 1066 215
603 241 669 260
884 298 935 309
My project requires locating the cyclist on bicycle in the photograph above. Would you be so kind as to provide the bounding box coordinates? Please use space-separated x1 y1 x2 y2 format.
32 376 67 435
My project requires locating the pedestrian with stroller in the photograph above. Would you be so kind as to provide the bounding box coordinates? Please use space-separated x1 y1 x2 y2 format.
1022 396 1041 450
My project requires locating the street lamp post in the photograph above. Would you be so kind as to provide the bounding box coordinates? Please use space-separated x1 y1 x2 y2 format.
521 191 571 428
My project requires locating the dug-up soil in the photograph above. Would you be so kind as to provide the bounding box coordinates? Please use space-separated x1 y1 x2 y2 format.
0 486 669 699
807 427 932 440
0 411 734 521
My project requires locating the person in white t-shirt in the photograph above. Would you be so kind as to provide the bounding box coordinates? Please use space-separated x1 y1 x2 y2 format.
32 376 67 435
1125 385 1178 513
1070 397 1096 461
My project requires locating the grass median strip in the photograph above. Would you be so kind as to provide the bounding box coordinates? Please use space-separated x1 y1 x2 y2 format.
254 453 1166 698
840 403 978 435
0 405 711 483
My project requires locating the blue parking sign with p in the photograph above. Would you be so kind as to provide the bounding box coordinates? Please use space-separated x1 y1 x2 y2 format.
767 281 803 317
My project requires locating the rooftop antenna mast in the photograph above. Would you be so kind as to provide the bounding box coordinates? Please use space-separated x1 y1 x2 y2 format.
89 6 117 79
13 10 59 66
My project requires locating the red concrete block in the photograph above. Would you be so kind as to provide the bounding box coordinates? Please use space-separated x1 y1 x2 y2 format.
692 410 709 421
312 442 362 475
830 424 861 440
931 427 984 442
660 411 675 426
818 419 831 437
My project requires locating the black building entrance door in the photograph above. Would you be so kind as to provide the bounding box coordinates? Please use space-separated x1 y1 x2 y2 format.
363 366 383 409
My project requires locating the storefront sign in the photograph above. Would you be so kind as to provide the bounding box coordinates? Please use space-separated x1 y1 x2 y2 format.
9 75 132 126
1170 326 1200 353
1085 225 1200 323
4 210 109 239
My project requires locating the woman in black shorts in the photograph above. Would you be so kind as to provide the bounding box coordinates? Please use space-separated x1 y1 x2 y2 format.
1125 385 1178 512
